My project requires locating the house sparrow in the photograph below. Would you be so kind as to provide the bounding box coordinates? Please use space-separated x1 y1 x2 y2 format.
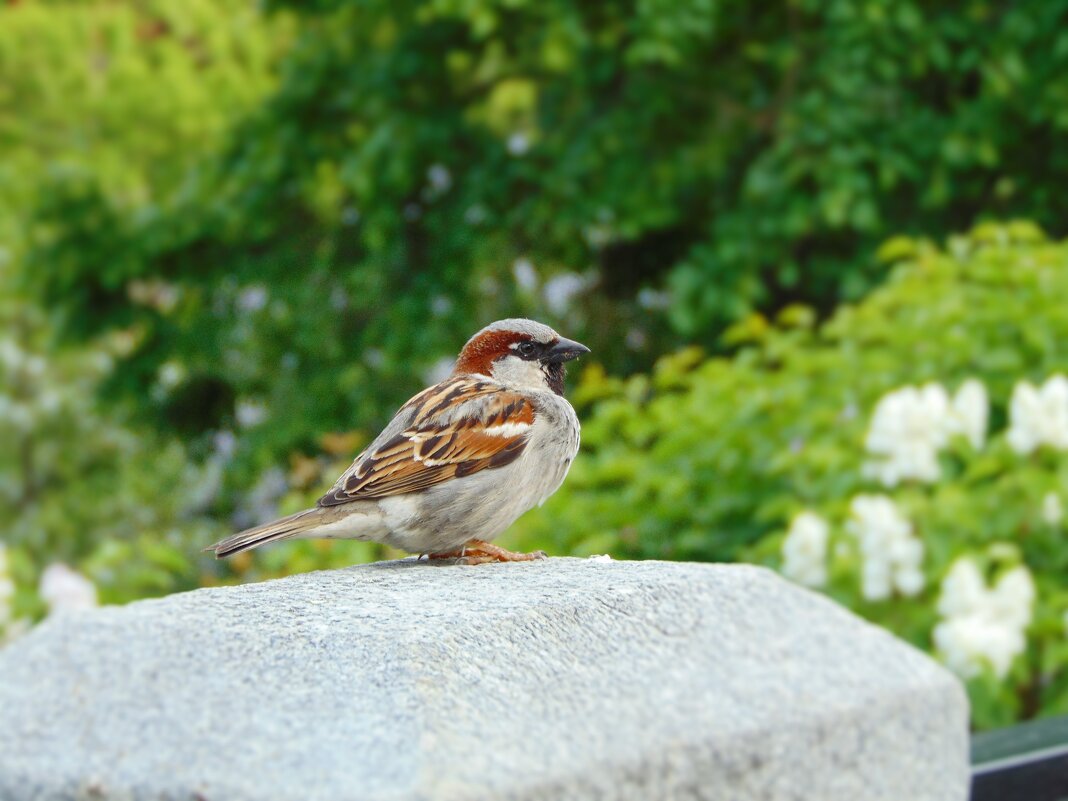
207 319 589 564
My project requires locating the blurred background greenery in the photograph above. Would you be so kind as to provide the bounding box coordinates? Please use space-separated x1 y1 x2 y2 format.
2 0 1068 730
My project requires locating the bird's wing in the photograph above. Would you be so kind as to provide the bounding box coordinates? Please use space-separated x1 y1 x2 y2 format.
317 376 534 506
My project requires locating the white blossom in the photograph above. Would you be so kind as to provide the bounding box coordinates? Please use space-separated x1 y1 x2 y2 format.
542 273 588 315
363 348 385 369
0 338 45 378
235 399 268 428
1006 375 1068 454
512 258 538 292
464 204 487 226
781 511 830 588
846 495 925 601
1042 492 1064 526
637 288 672 310
0 394 34 428
0 339 25 371
237 284 268 312
863 380 988 487
506 132 530 156
39 563 98 615
426 164 452 194
933 558 1034 679
157 360 186 390
946 379 989 450
422 356 455 386
863 384 949 487
186 452 226 513
234 467 290 529
213 430 237 459
37 389 61 414
430 295 453 317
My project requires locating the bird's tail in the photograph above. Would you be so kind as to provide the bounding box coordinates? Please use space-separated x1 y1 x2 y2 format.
206 508 323 559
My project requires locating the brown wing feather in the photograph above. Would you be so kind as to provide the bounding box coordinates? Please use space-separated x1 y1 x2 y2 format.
317 378 535 506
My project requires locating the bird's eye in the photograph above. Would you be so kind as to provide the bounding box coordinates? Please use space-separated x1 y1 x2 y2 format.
516 341 537 358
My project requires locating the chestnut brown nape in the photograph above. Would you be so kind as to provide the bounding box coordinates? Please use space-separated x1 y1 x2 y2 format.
453 330 536 376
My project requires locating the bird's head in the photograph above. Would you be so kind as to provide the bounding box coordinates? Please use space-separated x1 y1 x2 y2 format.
454 318 590 396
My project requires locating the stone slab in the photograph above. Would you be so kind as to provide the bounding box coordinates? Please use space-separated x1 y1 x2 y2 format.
0 558 970 800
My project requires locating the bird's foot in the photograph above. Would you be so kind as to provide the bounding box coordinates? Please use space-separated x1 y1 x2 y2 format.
425 539 547 565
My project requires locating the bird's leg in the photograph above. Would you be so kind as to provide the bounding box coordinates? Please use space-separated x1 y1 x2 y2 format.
424 540 546 564
457 539 547 563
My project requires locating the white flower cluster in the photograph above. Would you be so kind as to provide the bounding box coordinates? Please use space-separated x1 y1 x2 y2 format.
933 558 1034 679
38 563 98 614
863 380 988 487
542 273 589 316
1006 375 1068 454
846 495 925 601
781 511 830 587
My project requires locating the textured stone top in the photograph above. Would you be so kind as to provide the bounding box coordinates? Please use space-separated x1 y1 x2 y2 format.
0 558 969 801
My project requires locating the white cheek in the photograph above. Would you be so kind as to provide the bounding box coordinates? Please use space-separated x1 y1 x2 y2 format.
490 355 547 390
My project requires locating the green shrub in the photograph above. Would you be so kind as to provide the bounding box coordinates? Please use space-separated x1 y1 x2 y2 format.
0 0 290 267
0 307 223 629
0 0 290 598
509 222 1068 727
17 0 1068 467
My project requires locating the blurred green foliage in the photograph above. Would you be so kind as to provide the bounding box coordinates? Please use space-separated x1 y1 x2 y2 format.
0 0 290 611
14 0 1068 465
0 0 292 267
2 0 1068 729
0 306 217 619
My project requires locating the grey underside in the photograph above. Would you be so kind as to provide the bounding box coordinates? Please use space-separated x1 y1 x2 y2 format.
0 559 970 801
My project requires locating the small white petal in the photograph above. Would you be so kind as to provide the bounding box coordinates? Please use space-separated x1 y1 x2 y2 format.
39 564 97 614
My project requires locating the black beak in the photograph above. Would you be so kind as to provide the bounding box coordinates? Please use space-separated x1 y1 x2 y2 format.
545 337 591 364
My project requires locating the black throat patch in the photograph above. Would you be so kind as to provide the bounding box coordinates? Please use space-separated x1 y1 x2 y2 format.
544 362 566 396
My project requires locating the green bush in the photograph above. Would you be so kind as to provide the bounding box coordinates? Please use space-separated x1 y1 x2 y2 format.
16 0 1068 468
0 0 290 266
509 222 1068 727
0 307 224 629
0 0 288 627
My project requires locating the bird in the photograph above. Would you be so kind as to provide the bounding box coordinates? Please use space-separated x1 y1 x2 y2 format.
207 319 590 565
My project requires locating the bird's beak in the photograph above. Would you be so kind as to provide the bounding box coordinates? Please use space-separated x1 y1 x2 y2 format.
545 337 591 363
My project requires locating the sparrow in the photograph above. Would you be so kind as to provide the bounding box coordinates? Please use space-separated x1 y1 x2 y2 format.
207 319 590 564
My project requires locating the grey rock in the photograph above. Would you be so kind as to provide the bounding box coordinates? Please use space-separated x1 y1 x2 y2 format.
0 558 969 801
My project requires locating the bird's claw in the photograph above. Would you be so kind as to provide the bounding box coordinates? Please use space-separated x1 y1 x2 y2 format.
425 540 547 564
